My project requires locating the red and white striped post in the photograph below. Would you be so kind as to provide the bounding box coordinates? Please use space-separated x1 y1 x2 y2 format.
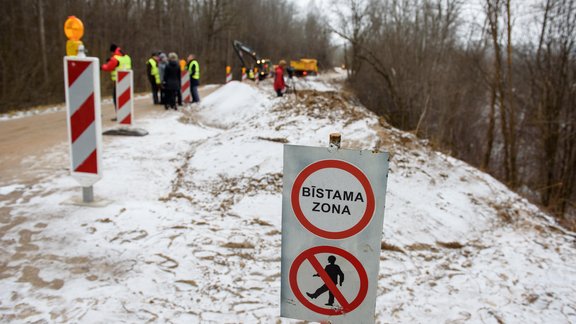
241 67 247 81
116 70 133 125
181 70 191 104
226 65 232 83
64 56 103 203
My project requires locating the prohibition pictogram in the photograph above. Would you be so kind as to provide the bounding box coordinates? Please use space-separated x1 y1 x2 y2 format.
291 159 375 239
289 246 368 315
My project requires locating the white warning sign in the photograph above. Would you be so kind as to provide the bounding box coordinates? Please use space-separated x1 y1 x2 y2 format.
281 144 389 324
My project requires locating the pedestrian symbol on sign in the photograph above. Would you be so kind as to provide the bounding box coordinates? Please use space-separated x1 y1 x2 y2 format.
289 246 368 315
306 255 345 306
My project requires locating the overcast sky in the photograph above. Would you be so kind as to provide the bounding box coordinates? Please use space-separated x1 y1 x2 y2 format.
289 0 544 46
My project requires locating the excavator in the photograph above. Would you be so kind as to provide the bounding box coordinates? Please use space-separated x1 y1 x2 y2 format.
232 40 270 81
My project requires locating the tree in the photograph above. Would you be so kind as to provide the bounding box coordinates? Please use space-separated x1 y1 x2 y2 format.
526 0 576 220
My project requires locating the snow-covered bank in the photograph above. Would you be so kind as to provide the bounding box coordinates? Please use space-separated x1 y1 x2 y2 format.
0 73 575 323
0 94 155 122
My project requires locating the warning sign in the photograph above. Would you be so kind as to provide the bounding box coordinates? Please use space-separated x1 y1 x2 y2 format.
291 159 375 239
281 144 389 323
289 246 368 315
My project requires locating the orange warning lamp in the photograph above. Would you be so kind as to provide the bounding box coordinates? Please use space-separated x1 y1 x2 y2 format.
226 66 231 74
64 16 85 56
64 16 84 41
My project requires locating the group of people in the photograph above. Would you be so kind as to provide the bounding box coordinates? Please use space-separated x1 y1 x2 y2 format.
102 43 288 113
146 52 201 110
100 44 200 113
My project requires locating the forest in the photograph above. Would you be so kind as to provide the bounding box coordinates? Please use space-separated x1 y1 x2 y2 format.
0 0 331 109
0 0 574 228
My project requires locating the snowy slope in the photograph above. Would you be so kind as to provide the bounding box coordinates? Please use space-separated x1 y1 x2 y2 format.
0 71 575 323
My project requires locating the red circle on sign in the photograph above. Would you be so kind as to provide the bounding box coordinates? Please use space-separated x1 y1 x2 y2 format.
291 159 375 239
289 246 369 315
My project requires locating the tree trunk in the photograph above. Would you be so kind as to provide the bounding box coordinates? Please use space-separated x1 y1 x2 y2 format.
38 0 49 84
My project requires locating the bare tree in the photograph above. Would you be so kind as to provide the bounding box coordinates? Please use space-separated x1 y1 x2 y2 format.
0 0 334 111
526 0 576 221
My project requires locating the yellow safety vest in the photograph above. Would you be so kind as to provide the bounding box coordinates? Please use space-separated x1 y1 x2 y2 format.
148 58 160 84
188 60 200 80
111 54 132 81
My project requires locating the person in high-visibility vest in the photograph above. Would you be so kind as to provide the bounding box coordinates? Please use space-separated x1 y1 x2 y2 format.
146 52 161 105
101 44 132 114
158 53 168 105
186 54 201 103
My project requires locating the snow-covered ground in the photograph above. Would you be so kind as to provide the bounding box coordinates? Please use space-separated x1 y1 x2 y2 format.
0 94 153 121
1 71 575 323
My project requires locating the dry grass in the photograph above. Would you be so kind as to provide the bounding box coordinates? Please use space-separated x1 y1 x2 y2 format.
405 243 439 252
436 241 465 249
381 241 405 254
221 242 255 249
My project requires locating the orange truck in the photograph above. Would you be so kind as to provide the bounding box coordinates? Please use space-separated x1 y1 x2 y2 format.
290 58 318 77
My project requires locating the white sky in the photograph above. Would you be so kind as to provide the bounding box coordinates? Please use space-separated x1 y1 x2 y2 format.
290 0 544 45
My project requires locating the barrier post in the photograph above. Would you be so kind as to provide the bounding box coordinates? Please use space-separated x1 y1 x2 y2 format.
103 69 148 136
241 67 247 81
181 70 191 104
116 70 134 126
64 56 106 205
226 65 232 83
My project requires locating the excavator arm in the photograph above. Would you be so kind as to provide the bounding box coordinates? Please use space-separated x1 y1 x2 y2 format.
233 40 259 68
232 40 270 80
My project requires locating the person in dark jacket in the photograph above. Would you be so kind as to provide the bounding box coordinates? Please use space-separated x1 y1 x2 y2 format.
162 53 182 110
274 60 287 97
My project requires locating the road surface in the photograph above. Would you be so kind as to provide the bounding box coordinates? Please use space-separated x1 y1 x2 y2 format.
0 88 216 186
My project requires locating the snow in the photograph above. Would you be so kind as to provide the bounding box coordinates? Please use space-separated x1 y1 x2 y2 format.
0 184 25 196
0 94 150 121
1 70 575 323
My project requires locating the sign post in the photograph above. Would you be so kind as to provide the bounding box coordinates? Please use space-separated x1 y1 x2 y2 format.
281 137 389 323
